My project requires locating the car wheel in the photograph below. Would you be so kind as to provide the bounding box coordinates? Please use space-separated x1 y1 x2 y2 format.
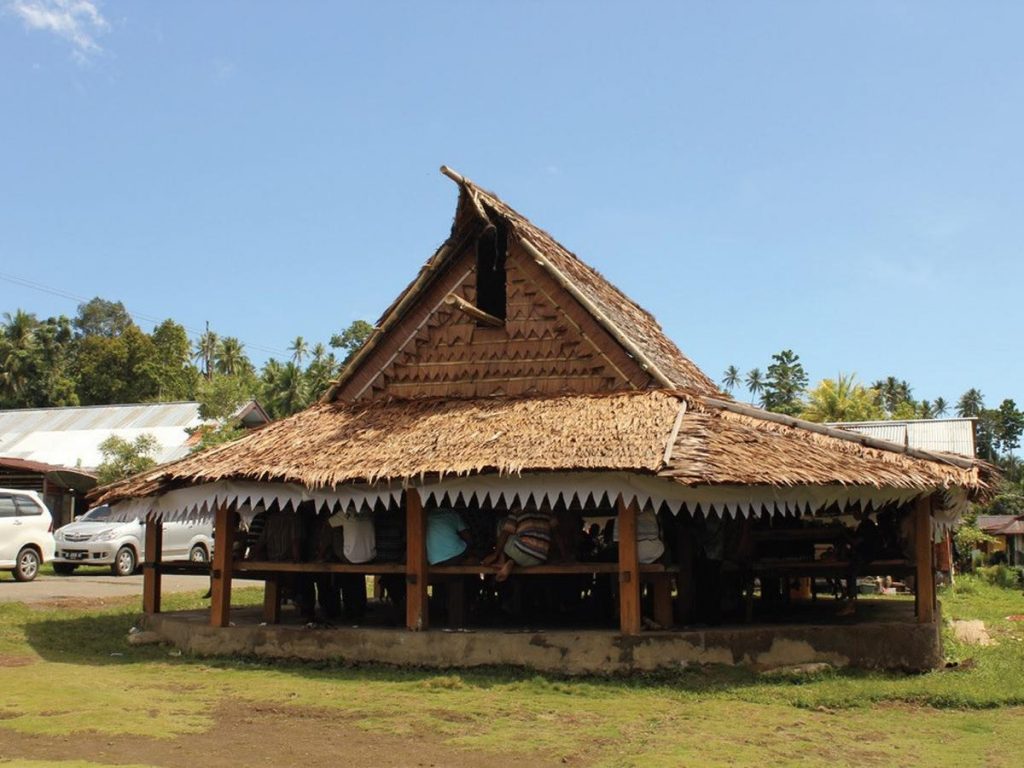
53 563 77 576
189 544 209 563
13 547 41 582
112 546 137 577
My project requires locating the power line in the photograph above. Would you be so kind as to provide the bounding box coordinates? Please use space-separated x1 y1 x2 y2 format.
0 270 289 357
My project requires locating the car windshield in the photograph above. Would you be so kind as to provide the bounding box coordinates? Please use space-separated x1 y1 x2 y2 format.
81 506 114 522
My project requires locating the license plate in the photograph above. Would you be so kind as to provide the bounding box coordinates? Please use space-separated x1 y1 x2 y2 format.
65 552 87 560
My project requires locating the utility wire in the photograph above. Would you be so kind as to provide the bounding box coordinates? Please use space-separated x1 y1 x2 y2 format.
0 270 289 357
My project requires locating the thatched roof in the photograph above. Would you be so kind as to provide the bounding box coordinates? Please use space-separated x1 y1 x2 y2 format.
92 390 994 507
90 168 996 511
326 167 720 401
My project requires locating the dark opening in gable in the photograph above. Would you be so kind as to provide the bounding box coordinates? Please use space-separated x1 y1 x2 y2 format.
475 217 507 323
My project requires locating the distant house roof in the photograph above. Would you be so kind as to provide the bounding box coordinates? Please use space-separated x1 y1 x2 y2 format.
0 401 269 471
978 515 1024 536
828 418 976 459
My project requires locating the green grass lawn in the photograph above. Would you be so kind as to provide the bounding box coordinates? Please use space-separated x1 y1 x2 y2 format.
1 577 1023 767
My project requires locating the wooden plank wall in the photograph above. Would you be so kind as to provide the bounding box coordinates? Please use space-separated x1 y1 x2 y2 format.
337 241 651 402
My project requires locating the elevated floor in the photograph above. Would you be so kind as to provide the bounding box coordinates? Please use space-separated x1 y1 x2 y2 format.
141 599 941 674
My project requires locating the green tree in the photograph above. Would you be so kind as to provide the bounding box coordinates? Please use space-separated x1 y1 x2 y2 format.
957 388 985 418
933 397 949 417
721 365 740 394
74 324 162 405
330 320 374 364
196 371 260 421
262 359 309 418
745 368 765 405
1 311 78 408
149 319 199 400
215 336 251 377
305 348 340 402
73 298 132 338
95 434 159 485
761 350 808 416
288 336 309 366
800 374 884 423
193 330 219 380
975 399 1024 462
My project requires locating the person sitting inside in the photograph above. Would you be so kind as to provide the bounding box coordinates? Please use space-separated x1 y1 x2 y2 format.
613 507 665 564
426 509 472 565
486 502 565 582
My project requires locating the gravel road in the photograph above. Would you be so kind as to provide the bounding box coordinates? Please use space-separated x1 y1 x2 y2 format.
0 573 262 604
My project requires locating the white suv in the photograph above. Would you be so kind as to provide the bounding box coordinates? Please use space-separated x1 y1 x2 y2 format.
0 489 56 582
53 505 214 577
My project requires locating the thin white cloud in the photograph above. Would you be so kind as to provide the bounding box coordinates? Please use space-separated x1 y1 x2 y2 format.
7 0 109 60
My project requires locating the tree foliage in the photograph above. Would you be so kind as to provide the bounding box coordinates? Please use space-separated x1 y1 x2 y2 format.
761 349 808 415
95 434 159 485
800 374 884 423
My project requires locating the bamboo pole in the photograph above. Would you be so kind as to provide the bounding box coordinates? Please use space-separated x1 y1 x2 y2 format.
405 488 429 630
444 294 504 327
617 494 642 635
142 516 163 615
662 401 688 466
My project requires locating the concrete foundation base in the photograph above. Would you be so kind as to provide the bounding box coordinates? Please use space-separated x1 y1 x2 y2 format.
140 600 941 674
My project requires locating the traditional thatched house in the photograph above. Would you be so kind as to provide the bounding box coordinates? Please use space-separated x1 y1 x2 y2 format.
94 167 994 671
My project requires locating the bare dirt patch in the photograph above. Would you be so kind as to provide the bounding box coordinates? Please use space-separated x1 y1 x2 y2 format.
0 699 561 768
0 654 36 668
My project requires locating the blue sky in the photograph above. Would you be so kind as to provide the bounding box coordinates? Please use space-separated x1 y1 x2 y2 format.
1 2 1021 410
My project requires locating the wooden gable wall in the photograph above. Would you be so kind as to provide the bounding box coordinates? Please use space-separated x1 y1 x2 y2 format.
334 240 653 402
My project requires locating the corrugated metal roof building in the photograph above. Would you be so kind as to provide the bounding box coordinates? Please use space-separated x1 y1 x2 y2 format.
0 401 270 526
0 402 207 470
829 418 977 458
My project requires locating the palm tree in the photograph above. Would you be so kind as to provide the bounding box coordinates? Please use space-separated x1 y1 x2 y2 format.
956 388 984 418
215 336 247 376
745 368 765 405
311 342 326 365
269 361 309 417
933 397 948 417
800 373 884 423
193 330 219 380
1 310 39 400
721 365 740 394
918 399 933 419
289 336 309 366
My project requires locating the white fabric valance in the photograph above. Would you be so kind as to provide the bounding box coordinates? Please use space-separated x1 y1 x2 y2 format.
106 472 964 540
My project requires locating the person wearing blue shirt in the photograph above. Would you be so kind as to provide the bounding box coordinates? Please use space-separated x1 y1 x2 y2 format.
426 509 471 565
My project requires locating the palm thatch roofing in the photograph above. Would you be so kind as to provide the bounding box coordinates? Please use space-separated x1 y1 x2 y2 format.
92 167 995 509
92 389 994 508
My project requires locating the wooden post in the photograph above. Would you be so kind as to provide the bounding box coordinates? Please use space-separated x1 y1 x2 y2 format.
263 575 281 624
617 495 641 635
675 519 695 624
142 516 163 614
210 502 236 628
405 489 428 631
915 495 935 624
651 576 673 629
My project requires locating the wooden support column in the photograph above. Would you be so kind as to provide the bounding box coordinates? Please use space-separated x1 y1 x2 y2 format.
651 576 673 629
263 575 281 624
210 502 236 628
915 494 935 624
675 519 695 624
617 495 641 635
142 516 163 615
405 489 429 631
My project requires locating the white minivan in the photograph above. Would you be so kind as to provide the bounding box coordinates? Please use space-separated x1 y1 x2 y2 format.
53 505 214 577
0 489 56 582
